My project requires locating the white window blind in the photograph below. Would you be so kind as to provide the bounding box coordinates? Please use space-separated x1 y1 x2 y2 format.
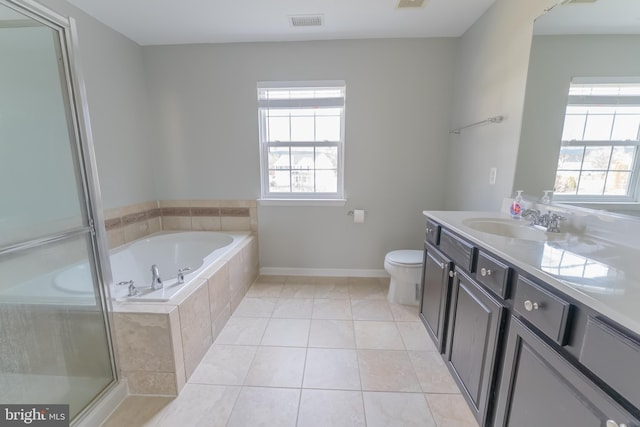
555 81 640 201
257 81 346 200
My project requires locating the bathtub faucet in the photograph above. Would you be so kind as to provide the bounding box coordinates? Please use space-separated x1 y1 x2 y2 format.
177 267 191 285
150 264 163 290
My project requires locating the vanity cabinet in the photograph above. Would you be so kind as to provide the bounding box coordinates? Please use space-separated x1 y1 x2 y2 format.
420 225 503 426
419 244 453 352
419 216 640 427
493 316 637 427
445 269 504 427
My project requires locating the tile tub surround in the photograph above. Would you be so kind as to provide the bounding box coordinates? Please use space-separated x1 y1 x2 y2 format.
111 234 259 395
103 276 478 427
104 200 258 249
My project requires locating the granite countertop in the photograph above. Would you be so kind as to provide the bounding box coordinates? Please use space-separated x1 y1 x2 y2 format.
424 210 640 335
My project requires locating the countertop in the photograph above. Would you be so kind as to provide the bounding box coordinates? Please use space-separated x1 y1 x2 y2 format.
424 210 640 336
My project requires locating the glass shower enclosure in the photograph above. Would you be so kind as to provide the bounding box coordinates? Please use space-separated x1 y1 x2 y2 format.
0 0 117 423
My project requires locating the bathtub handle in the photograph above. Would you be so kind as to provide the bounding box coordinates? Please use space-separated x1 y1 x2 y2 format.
116 280 138 297
177 267 191 284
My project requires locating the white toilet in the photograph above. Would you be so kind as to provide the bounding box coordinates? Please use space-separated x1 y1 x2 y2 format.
384 250 423 306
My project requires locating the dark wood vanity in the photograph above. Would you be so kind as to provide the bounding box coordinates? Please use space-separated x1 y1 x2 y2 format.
420 217 640 427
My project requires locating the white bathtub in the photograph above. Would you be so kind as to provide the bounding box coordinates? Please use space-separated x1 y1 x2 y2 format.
45 231 247 303
108 231 245 302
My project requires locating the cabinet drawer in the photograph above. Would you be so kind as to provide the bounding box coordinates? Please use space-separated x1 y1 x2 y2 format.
439 229 475 272
426 219 441 246
513 276 572 345
580 317 640 409
476 252 511 299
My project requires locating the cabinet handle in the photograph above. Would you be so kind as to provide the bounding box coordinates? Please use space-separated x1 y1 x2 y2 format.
449 271 454 278
439 262 446 270
480 268 492 277
524 300 540 311
426 227 432 233
606 421 627 427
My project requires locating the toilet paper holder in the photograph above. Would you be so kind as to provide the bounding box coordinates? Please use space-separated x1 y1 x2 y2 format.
347 210 367 217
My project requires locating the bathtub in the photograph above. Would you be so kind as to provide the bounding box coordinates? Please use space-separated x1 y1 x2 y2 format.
46 231 247 303
110 231 258 395
108 231 246 302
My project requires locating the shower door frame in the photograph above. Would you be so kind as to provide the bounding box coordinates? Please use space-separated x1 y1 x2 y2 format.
0 0 119 422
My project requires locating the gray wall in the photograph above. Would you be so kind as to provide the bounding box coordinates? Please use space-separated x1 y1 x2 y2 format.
444 0 557 211
143 39 457 272
39 0 156 209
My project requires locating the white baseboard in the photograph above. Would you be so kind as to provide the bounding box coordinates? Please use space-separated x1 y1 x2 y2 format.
74 380 128 427
259 267 388 278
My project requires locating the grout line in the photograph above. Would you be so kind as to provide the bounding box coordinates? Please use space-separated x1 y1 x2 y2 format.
396 321 410 352
220 384 243 426
237 345 260 388
353 318 364 395
356 389 432 395
406 348 426 394
295 347 309 426
423 393 440 427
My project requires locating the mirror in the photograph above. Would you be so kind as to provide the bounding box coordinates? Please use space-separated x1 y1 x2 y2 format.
513 0 640 217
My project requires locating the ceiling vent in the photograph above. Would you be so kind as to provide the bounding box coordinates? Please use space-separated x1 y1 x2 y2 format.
289 15 324 27
396 0 427 9
563 0 598 3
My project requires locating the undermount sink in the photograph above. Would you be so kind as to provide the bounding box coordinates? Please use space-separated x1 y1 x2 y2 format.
462 218 567 242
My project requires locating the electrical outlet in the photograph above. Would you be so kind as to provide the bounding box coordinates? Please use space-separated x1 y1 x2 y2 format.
489 167 497 185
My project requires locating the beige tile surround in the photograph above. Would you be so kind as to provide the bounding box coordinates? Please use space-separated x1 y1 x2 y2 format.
103 276 478 427
111 234 259 395
104 200 258 249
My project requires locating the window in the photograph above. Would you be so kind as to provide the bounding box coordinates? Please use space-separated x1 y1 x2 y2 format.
554 80 640 201
257 81 345 200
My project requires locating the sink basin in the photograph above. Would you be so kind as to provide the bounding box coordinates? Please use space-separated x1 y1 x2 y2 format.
462 218 567 242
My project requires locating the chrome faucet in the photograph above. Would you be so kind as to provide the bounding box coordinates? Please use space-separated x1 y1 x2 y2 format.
522 209 566 233
117 280 138 297
545 212 566 233
522 209 541 224
151 264 163 290
177 267 191 285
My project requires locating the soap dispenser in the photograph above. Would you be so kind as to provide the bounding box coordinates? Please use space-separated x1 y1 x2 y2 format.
541 190 553 205
510 191 524 219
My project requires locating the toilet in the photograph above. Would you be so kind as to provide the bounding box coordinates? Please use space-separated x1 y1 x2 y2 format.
384 250 423 306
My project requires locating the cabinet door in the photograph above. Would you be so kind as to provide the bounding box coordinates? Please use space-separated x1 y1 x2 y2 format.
446 270 503 426
419 245 452 353
493 317 639 427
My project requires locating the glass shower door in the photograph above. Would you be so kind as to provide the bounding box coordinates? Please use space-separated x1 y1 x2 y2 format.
0 1 116 421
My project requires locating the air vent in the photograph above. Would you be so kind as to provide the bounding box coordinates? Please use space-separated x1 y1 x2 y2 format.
396 0 427 9
289 15 323 27
564 0 598 3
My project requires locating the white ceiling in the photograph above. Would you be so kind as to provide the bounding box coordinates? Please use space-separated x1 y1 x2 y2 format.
64 0 497 46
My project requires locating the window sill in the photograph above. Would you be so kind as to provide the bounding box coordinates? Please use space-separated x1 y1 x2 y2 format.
258 198 347 207
554 199 639 206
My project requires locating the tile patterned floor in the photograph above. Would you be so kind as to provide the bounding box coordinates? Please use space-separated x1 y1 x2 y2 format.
102 276 478 427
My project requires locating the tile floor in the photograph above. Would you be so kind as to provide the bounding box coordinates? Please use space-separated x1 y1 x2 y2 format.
102 276 478 427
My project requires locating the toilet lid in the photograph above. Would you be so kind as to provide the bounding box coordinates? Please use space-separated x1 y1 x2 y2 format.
386 250 422 266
